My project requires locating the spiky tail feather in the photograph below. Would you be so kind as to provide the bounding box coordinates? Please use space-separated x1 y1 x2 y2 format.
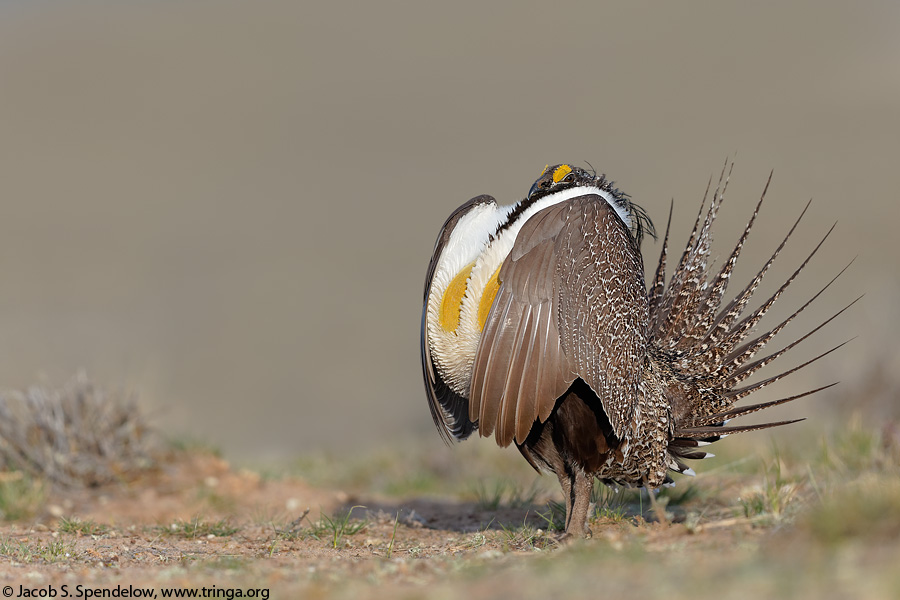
648 161 854 474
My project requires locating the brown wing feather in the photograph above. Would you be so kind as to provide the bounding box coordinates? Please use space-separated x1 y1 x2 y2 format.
471 194 648 446
471 241 574 446
555 197 648 438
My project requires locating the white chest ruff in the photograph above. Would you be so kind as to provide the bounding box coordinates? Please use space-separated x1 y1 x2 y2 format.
426 186 625 397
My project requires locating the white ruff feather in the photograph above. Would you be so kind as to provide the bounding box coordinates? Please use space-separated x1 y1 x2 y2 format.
426 202 511 395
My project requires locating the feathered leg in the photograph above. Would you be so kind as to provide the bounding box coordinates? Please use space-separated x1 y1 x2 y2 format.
564 467 593 539
545 449 573 533
528 428 594 539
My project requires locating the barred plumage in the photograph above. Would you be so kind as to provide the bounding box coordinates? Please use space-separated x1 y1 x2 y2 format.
421 161 851 537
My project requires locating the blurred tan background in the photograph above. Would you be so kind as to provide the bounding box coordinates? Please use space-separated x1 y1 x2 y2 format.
0 0 896 461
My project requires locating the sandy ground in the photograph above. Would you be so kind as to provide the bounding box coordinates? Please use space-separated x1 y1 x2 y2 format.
0 451 752 592
1 439 897 600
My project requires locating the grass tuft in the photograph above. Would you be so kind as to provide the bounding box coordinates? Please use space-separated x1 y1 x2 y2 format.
498 520 555 551
58 516 110 536
0 536 76 563
0 471 46 521
738 456 800 524
592 483 633 522
158 516 239 539
536 501 566 532
307 506 368 549
385 511 401 558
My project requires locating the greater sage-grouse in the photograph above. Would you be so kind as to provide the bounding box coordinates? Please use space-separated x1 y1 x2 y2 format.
421 163 852 537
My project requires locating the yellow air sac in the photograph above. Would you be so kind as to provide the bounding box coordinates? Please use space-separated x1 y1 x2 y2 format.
478 267 501 331
440 262 475 332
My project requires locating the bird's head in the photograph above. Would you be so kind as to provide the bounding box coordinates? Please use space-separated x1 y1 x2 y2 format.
526 164 595 201
527 163 656 247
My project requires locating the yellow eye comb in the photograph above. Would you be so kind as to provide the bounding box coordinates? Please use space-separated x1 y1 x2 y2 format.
553 164 572 183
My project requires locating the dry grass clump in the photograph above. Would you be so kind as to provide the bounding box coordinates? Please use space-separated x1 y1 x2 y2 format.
799 418 900 545
0 372 155 486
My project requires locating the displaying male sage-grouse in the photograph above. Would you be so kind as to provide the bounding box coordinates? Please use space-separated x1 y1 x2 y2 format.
421 162 853 537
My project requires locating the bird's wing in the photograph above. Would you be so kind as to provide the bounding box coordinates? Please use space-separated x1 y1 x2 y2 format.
422 195 496 443
470 195 648 446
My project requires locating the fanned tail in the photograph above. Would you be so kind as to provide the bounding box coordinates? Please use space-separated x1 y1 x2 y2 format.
647 162 852 477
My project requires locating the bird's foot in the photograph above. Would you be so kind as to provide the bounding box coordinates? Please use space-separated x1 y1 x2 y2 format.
554 526 592 545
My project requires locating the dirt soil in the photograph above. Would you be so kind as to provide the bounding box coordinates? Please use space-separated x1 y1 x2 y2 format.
0 453 730 589
0 449 897 600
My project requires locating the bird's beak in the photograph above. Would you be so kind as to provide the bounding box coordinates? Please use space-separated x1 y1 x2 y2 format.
527 181 541 200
